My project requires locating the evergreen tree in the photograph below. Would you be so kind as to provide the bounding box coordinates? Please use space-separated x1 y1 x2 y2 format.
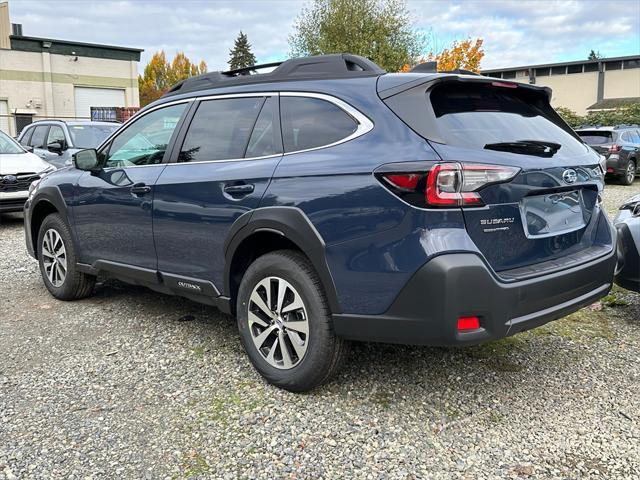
588 49 602 60
228 31 257 70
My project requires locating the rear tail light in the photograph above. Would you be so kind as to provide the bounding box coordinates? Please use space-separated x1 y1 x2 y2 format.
381 162 520 208
609 144 621 153
457 316 481 331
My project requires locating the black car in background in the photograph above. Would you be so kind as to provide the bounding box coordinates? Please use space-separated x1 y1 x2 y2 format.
576 125 640 185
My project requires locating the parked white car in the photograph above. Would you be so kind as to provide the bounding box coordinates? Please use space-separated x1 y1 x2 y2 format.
0 130 55 213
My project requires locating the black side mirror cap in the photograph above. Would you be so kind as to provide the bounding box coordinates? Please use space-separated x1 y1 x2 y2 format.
47 141 65 154
73 149 101 172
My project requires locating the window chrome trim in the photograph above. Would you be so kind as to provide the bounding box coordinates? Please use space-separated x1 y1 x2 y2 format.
96 91 374 169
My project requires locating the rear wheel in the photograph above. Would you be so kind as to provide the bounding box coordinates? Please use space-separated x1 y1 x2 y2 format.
37 214 96 300
621 160 636 185
236 250 346 392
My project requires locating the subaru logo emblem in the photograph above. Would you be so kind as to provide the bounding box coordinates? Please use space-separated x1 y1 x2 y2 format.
562 169 577 184
1 175 18 184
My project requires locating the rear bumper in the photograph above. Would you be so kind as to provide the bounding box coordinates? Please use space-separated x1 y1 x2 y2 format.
605 155 628 175
333 249 616 346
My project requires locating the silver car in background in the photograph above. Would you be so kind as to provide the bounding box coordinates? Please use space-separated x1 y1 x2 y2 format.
17 120 120 168
0 130 55 213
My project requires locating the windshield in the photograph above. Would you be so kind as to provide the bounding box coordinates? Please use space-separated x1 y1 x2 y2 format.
430 82 588 157
69 124 119 149
0 130 24 154
577 131 614 145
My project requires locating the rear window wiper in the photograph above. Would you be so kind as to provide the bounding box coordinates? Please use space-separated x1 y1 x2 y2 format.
484 140 562 157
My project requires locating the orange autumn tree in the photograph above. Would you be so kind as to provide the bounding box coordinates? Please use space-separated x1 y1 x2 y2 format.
139 51 208 106
401 38 484 73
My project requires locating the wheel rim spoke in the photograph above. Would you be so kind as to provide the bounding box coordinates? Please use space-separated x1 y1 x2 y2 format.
283 319 309 335
247 275 309 370
286 330 306 359
250 288 273 319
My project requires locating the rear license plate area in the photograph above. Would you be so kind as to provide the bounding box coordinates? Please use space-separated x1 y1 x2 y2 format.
520 190 586 238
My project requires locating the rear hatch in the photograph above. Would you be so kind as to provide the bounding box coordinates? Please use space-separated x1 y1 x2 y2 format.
379 76 611 276
576 130 616 157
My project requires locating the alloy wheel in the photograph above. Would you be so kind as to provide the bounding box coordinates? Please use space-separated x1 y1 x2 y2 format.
626 162 636 184
42 228 67 287
248 276 309 370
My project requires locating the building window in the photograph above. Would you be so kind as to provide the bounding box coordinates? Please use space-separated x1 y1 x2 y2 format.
584 63 599 72
551 66 566 75
535 68 550 77
605 61 622 71
623 60 640 69
502 71 516 79
567 64 583 74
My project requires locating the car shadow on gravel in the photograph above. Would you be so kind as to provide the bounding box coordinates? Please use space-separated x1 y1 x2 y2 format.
0 212 24 227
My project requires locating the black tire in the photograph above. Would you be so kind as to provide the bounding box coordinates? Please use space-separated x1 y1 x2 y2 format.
621 160 636 186
37 213 96 300
236 250 347 392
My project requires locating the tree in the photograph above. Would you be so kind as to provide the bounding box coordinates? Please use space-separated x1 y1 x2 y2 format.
138 51 207 106
288 0 425 72
555 104 640 128
401 38 484 73
228 31 257 70
588 49 602 60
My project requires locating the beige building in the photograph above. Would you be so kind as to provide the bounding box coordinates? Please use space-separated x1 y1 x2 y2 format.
0 1 142 136
482 55 640 116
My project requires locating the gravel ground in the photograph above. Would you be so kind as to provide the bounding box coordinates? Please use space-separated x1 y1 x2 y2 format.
1 182 639 480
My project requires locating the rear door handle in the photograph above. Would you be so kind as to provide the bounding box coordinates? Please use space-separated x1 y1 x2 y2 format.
131 183 151 195
223 183 254 194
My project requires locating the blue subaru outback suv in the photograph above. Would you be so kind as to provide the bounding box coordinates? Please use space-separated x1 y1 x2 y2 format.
24 54 617 391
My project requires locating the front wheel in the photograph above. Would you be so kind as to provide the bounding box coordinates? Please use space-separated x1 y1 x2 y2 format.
236 250 346 392
621 160 636 185
37 213 96 300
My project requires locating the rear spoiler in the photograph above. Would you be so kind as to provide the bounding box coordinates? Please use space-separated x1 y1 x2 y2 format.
377 73 552 101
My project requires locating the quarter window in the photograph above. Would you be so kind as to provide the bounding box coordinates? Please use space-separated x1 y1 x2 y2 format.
103 103 186 168
179 97 266 163
280 96 358 152
29 126 49 148
47 126 66 146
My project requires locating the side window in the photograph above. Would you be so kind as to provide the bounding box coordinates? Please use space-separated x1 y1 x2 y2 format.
621 132 630 142
280 96 358 152
245 96 280 158
631 130 640 144
47 126 66 146
104 103 186 168
179 97 264 163
19 127 33 146
29 126 49 148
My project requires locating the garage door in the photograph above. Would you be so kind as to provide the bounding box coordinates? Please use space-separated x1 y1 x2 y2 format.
0 100 9 135
74 87 126 119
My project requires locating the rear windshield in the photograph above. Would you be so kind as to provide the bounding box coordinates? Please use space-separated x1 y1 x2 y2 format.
430 83 587 157
69 124 119 149
577 131 614 145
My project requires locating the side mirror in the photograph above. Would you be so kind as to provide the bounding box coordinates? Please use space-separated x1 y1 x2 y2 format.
47 140 65 154
73 149 101 172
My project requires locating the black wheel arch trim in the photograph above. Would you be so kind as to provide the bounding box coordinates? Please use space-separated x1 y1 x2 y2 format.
28 186 73 258
224 206 342 314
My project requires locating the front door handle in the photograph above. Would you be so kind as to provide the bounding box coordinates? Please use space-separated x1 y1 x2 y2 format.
223 183 254 195
131 183 151 195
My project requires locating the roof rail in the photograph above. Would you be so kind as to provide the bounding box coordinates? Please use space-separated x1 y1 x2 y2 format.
163 54 386 97
614 124 639 129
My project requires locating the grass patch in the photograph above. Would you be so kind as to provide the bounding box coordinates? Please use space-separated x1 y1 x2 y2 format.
466 336 526 372
181 450 210 478
531 308 614 342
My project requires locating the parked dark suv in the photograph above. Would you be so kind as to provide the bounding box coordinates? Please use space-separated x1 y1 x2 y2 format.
24 55 617 391
576 125 640 185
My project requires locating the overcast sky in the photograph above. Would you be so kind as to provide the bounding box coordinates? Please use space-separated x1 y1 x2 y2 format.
7 0 640 71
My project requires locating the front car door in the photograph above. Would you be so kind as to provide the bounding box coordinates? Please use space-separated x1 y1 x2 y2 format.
153 94 283 292
72 102 189 273
42 125 68 168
